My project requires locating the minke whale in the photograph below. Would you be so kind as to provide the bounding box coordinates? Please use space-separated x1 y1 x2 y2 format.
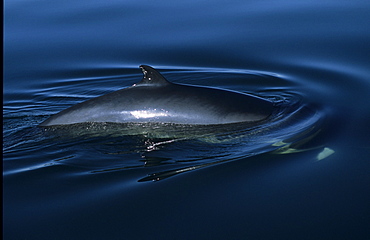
39 65 274 126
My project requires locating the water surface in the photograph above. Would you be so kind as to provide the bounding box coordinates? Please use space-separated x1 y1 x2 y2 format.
4 0 370 239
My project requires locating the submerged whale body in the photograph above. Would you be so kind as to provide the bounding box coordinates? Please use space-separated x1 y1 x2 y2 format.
39 65 274 126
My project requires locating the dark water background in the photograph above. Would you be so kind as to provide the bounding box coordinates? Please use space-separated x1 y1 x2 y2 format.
3 0 370 239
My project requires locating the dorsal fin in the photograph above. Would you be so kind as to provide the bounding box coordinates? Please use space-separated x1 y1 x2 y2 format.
135 65 171 86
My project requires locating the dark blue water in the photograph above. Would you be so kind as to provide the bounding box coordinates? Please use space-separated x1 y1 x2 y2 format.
4 0 370 239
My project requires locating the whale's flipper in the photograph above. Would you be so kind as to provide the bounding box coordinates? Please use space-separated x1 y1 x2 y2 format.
137 65 172 86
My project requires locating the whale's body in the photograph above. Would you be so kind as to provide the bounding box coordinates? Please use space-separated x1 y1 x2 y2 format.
39 65 274 126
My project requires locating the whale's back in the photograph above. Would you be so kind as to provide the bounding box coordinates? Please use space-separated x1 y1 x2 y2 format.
39 65 274 126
